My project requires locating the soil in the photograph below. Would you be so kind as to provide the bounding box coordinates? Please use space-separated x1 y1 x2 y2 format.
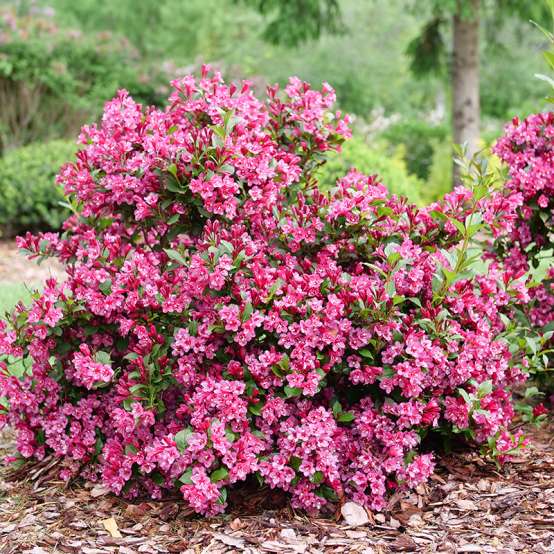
0 241 64 286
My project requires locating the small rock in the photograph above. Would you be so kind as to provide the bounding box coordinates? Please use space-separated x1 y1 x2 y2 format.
341 502 370 527
280 528 297 541
407 514 425 528
389 517 401 529
90 484 111 498
375 513 386 524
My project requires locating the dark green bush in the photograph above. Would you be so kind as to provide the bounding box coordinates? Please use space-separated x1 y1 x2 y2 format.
316 136 424 205
381 120 448 181
0 140 75 236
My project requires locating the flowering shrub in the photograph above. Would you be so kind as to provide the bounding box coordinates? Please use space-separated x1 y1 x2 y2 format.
490 112 554 390
0 70 530 515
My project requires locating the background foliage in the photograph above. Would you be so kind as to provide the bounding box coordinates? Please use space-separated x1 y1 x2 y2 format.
0 139 74 236
0 0 551 235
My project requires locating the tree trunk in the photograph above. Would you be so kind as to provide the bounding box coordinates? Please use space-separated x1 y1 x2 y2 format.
452 0 480 187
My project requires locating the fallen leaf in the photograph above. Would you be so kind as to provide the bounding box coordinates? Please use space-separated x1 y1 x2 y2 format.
230 517 244 530
102 516 122 538
389 534 417 552
213 532 245 548
125 503 149 519
159 503 179 521
458 545 484 553
455 499 477 511
90 484 111 498
341 501 369 527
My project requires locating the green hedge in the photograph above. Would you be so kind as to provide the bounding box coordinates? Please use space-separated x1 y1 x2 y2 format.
0 140 75 237
316 136 424 205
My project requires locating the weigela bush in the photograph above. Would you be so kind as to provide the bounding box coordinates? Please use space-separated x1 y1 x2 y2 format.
490 112 554 388
0 69 529 515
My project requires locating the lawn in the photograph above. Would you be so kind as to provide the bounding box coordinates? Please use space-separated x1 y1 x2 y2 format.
0 283 32 315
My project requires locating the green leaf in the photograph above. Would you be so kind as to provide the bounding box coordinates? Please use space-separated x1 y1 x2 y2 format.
337 412 355 423
477 380 492 398
358 348 374 359
164 248 187 266
210 467 229 482
99 279 112 295
95 351 111 365
167 163 179 181
248 403 263 416
318 484 339 501
217 487 228 504
151 471 165 485
393 295 406 305
524 386 541 399
241 302 253 323
284 386 302 398
179 469 193 484
536 73 554 88
265 278 284 301
174 428 193 453
449 218 466 236
220 164 235 174
430 209 448 221
459 389 472 405
219 240 235 256
225 428 237 442
331 399 343 417
310 470 324 484
289 456 301 471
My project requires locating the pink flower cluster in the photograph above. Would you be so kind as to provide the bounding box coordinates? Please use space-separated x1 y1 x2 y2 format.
491 112 554 386
0 70 529 515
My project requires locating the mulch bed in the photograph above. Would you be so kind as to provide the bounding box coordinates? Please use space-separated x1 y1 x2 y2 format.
0 423 552 554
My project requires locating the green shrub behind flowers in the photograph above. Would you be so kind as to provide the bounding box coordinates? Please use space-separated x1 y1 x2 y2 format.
0 140 75 237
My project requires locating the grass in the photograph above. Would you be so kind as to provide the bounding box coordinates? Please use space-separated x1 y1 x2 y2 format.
0 283 32 316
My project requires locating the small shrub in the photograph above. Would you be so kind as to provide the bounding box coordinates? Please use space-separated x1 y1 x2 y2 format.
0 140 75 236
0 7 167 152
0 72 529 516
381 120 449 181
316 136 424 204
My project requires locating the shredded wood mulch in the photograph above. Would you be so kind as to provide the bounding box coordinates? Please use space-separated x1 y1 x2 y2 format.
0 423 552 554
